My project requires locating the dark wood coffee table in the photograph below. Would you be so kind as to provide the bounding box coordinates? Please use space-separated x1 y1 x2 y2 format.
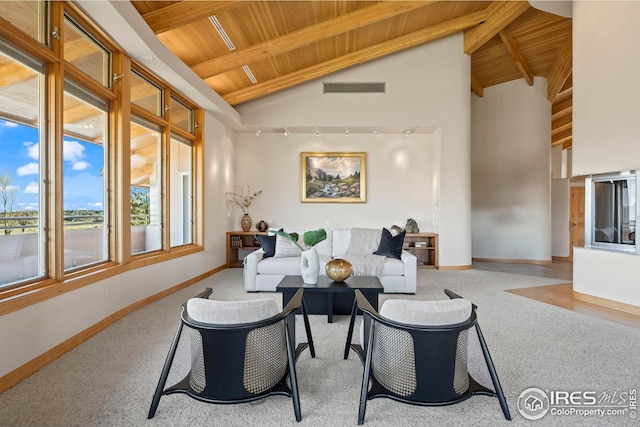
277 275 384 323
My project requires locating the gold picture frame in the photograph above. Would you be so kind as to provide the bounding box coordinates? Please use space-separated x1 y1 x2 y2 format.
301 152 366 203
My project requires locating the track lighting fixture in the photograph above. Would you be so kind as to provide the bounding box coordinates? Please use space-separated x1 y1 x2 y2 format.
284 126 290 136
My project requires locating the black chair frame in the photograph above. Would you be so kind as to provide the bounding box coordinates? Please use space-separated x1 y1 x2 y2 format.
345 289 511 424
148 288 315 421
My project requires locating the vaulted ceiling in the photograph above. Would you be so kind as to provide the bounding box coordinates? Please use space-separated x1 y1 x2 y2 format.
130 1 572 148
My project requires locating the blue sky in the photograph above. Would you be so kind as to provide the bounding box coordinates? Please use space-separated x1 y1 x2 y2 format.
0 119 105 212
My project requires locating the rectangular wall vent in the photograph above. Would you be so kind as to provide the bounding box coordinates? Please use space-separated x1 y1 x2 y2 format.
323 82 386 94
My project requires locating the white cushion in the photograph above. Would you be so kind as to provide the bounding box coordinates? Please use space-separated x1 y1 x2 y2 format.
274 233 302 257
381 257 405 276
187 298 279 324
332 228 352 256
380 298 472 326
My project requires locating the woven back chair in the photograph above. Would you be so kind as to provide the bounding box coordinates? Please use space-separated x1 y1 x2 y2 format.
348 289 511 424
148 288 313 422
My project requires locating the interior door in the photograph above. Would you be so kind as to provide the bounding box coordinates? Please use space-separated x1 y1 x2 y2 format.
570 186 586 261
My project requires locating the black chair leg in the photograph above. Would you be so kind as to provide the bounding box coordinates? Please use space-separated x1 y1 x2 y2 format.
301 298 315 358
358 321 375 425
148 322 184 419
474 323 512 420
344 298 358 359
285 326 302 422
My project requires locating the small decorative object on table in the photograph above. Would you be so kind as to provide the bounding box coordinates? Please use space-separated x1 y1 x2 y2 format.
405 218 420 233
240 214 252 232
325 258 353 282
256 220 268 232
225 185 262 232
390 224 403 235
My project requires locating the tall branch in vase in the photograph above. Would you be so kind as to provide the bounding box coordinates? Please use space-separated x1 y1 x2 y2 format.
225 185 262 231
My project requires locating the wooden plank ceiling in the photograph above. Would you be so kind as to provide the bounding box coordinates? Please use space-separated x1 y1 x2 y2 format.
131 1 573 148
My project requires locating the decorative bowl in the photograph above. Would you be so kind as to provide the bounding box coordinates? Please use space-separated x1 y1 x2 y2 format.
325 258 353 282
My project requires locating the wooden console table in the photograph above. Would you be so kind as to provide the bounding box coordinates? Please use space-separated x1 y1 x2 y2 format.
226 231 266 268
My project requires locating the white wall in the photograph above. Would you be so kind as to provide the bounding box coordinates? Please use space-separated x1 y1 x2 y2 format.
234 132 436 231
572 1 640 307
0 112 234 379
236 35 472 267
471 77 552 261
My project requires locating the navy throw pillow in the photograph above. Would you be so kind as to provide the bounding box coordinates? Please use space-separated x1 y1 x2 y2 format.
256 233 276 258
374 228 405 260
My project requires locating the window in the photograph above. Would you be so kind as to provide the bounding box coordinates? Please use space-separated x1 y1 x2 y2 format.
169 96 193 133
0 1 48 45
0 2 203 305
130 117 162 254
131 70 162 116
170 135 192 247
585 171 638 254
63 82 108 270
0 45 45 287
64 14 111 88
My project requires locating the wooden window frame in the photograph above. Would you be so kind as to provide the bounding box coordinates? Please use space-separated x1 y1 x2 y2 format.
0 1 204 317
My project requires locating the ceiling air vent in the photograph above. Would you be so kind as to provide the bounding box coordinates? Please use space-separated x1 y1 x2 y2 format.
323 82 385 94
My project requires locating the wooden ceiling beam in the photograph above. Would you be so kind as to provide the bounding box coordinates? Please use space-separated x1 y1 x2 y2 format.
552 105 572 121
547 33 572 102
551 122 572 137
471 73 484 97
551 135 572 148
499 28 533 86
142 1 241 35
464 1 530 55
223 10 488 105
192 1 436 80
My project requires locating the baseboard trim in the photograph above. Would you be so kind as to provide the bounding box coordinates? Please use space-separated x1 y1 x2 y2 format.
552 256 570 262
573 290 640 317
437 265 472 270
472 258 553 265
0 265 224 394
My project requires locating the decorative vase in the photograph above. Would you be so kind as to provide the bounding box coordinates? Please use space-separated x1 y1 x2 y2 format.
300 247 319 285
256 220 268 232
240 214 252 231
325 258 353 282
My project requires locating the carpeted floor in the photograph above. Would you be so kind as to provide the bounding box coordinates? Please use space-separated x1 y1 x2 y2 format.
1 268 638 426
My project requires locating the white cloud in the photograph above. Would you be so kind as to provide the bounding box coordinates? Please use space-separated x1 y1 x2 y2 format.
25 182 39 194
5 185 19 192
87 202 103 208
17 162 39 176
63 140 85 163
24 142 39 160
72 161 90 171
1 120 18 128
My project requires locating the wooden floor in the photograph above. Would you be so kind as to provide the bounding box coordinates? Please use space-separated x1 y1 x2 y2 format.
475 261 640 330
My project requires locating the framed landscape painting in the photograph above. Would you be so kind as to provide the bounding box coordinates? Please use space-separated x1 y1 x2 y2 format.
301 152 366 203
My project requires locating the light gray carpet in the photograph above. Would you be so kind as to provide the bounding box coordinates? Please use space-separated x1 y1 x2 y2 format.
1 268 639 426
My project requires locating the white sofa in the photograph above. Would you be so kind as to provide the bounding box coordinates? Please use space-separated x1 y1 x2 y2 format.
243 228 417 293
